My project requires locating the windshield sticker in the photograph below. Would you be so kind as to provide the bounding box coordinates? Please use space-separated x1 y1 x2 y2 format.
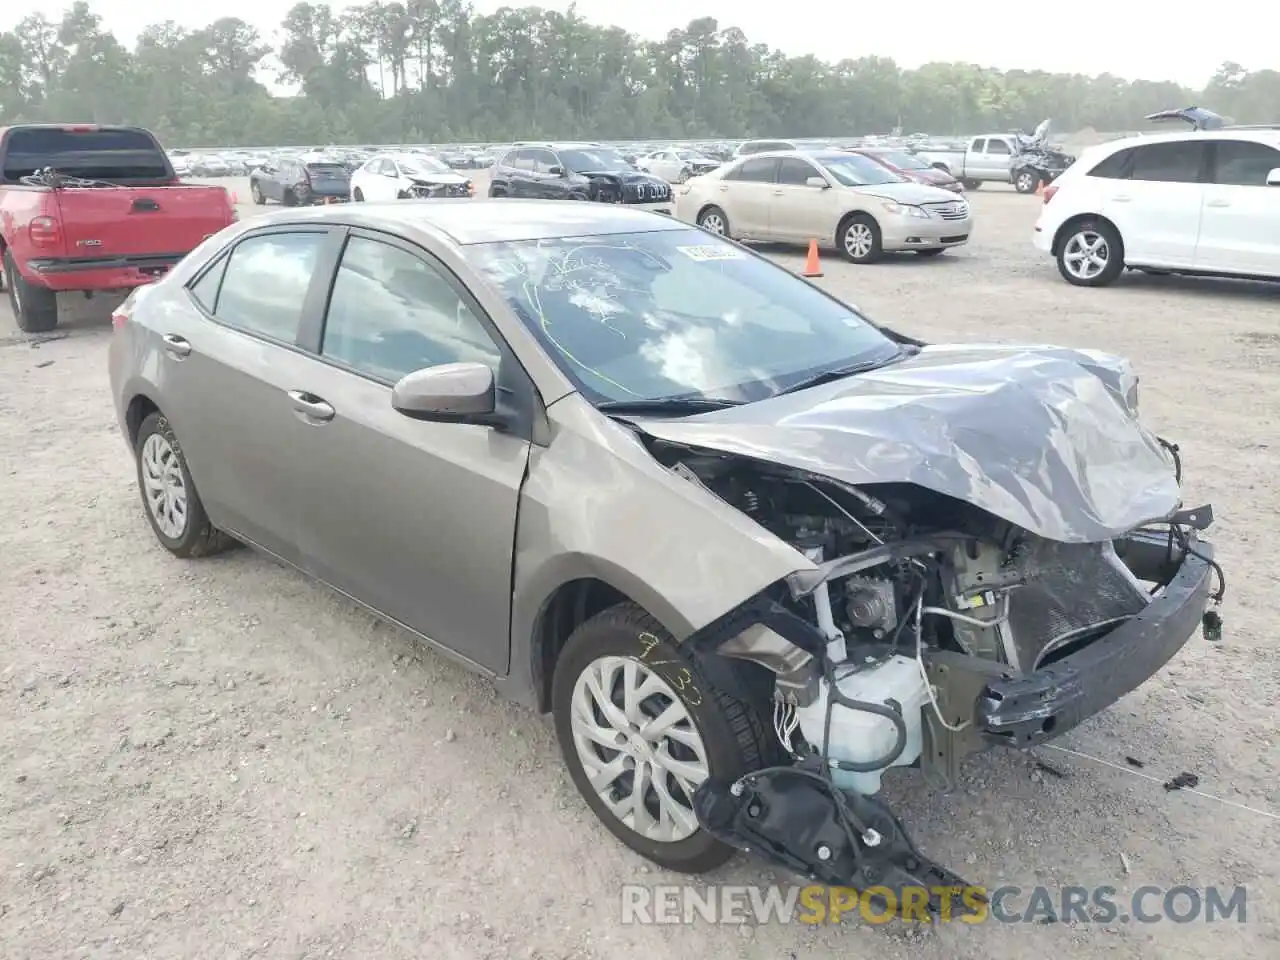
676 245 746 262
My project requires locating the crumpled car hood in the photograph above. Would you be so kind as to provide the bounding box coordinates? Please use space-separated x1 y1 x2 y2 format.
632 343 1181 544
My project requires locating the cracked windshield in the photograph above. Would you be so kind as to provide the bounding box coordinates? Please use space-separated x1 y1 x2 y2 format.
467 229 897 404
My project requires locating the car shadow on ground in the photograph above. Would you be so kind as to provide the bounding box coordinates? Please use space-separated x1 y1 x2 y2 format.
1116 271 1280 302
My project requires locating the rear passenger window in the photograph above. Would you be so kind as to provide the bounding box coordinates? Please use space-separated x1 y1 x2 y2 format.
213 233 325 342
1087 148 1133 179
1212 140 1280 186
189 255 228 312
322 236 501 383
1130 142 1206 183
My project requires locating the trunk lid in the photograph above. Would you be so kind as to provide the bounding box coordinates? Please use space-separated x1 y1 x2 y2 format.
54 184 233 257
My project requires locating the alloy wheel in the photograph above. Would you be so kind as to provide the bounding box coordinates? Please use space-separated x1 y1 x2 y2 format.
140 432 189 540
569 655 710 843
700 212 725 235
1062 230 1110 281
844 222 875 260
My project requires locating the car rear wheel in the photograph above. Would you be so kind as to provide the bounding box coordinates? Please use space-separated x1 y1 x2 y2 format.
552 602 772 873
677 168 691 183
1014 168 1040 194
250 183 265 205
839 214 883 264
4 250 58 334
1057 220 1125 287
697 206 730 236
353 187 365 201
134 412 234 558
962 179 982 190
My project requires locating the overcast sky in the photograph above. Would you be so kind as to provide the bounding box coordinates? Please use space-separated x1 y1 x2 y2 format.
6 0 1268 88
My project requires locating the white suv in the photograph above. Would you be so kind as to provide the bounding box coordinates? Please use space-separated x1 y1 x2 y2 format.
1033 128 1280 286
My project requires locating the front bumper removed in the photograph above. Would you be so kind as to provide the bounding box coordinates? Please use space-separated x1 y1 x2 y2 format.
688 527 1221 919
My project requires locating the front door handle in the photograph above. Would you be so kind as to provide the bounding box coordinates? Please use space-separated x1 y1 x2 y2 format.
1110 194 1131 202
161 334 191 358
773 189 784 195
287 390 335 422
1205 199 1230 208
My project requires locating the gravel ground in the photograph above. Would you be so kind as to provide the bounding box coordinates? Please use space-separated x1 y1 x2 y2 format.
2 176 1278 960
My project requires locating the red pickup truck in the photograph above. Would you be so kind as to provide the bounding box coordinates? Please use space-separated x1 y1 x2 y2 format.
0 123 237 333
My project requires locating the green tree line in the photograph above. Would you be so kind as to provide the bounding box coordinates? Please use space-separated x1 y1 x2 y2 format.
2 1 1277 146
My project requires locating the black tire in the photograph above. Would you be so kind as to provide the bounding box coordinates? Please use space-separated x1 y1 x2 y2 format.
489 183 507 197
962 179 982 190
552 602 772 874
677 167 691 183
353 187 365 202
282 188 297 207
1013 168 1040 194
1056 218 1125 287
838 213 883 264
396 190 410 200
915 248 946 257
696 205 730 237
134 412 234 559
4 249 58 333
250 182 266 205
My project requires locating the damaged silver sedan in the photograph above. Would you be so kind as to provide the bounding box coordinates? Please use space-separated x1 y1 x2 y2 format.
108 200 1224 913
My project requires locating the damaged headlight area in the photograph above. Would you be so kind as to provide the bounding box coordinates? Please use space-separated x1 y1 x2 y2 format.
665 448 1225 918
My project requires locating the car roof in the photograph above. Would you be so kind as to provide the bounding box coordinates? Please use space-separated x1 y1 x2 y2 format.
242 199 691 246
1100 129 1280 151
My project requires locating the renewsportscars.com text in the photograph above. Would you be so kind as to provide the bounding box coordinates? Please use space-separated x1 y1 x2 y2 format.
620 884 1248 925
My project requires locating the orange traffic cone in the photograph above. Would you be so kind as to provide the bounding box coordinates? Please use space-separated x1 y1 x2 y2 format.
803 239 823 278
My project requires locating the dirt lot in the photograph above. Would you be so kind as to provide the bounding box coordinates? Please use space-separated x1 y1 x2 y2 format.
2 177 1277 960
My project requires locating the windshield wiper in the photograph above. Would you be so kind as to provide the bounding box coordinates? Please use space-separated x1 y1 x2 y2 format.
773 350 908 397
595 396 745 416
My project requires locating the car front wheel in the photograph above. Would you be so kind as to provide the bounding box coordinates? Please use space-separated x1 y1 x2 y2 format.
134 412 233 558
1057 220 1125 287
839 214 883 263
552 602 771 873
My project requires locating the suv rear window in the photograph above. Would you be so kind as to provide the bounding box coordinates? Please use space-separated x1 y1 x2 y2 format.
1 127 171 183
305 162 348 176
1087 147 1134 179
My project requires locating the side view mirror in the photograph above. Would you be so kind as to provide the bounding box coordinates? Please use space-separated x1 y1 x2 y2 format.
392 362 506 428
1267 167 1280 186
547 165 565 176
805 176 830 189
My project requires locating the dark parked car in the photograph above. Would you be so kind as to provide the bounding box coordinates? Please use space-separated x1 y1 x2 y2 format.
488 143 672 213
249 156 351 206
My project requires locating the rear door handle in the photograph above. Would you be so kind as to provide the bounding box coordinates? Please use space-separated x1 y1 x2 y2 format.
287 390 335 422
772 189 784 195
1111 194 1131 202
1205 199 1230 208
161 334 191 358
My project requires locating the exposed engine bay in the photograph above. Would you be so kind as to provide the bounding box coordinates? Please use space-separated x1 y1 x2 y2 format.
656 445 1224 917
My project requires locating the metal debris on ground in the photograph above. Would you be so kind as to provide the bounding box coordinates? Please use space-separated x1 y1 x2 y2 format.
1163 772 1200 791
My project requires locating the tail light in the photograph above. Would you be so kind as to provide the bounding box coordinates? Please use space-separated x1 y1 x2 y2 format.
111 288 140 330
28 216 61 248
1043 184 1059 205
466 180 475 196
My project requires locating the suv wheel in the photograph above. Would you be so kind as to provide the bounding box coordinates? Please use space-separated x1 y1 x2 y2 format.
1057 220 1125 287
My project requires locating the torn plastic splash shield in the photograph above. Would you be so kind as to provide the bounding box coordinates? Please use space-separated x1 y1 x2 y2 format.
630 343 1182 544
693 761 984 920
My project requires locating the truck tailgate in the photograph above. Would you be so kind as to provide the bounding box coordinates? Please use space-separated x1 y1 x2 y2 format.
53 184 232 257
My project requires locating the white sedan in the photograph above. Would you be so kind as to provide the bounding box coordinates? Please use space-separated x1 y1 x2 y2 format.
637 149 722 183
350 153 474 201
